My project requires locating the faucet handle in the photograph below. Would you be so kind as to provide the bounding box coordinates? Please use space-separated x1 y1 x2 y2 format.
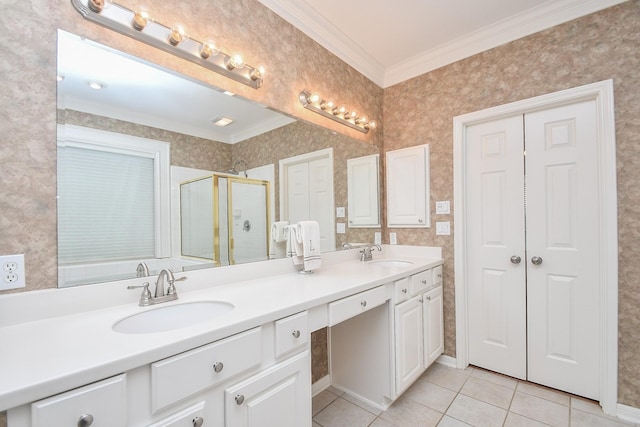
127 282 152 306
166 276 187 296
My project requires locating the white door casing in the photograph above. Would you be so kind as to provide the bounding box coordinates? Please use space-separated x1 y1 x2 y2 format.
454 80 618 413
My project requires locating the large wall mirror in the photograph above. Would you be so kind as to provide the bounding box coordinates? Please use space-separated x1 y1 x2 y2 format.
56 30 380 288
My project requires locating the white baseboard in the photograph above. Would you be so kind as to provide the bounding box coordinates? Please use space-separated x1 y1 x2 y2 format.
436 354 457 368
312 375 331 397
617 403 640 424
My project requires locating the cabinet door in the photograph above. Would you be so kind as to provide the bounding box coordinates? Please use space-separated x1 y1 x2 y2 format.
386 145 430 228
347 154 380 227
394 296 424 395
423 286 444 367
225 351 311 427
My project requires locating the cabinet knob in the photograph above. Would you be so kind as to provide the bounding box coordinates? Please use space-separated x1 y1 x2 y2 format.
421 279 427 284
426 296 432 301
418 218 423 223
438 273 442 278
235 394 245 405
419 298 423 303
511 255 522 264
402 288 408 294
531 256 543 265
192 417 204 427
292 329 301 338
77 414 94 427
361 300 367 307
213 362 224 373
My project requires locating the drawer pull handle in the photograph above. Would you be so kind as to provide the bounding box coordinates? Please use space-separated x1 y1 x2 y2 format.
361 300 367 307
77 414 94 427
192 417 204 427
421 279 427 284
292 329 301 338
213 362 224 373
402 288 408 294
235 394 245 405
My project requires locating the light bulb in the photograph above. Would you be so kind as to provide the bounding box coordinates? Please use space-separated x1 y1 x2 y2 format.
132 11 149 31
250 66 265 81
321 100 334 110
309 93 321 104
168 26 185 46
367 120 377 130
225 54 244 70
200 41 219 59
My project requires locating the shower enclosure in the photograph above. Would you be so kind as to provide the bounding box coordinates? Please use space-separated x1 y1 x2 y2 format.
180 174 270 266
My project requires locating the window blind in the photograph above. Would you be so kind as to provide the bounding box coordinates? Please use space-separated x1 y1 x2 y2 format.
57 146 155 264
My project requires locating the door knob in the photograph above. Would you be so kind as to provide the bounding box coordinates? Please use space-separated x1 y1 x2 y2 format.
510 255 521 264
531 256 543 265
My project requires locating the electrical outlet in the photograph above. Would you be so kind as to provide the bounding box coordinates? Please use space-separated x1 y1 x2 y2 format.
374 232 382 245
0 254 25 290
390 232 397 245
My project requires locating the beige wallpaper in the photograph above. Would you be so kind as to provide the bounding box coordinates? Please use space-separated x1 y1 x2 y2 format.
0 0 638 418
383 1 640 408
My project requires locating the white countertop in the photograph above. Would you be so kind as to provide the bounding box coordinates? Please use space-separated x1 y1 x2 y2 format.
0 245 442 411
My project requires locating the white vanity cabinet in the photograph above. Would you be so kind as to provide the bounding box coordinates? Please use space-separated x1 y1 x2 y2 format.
225 350 311 427
393 266 444 396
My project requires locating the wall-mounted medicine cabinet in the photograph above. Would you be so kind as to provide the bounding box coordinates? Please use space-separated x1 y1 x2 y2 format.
386 144 430 228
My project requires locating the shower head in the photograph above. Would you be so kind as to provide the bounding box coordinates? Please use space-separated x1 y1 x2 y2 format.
227 160 248 178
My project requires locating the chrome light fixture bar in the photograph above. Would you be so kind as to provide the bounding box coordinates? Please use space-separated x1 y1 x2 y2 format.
298 90 377 133
71 0 264 89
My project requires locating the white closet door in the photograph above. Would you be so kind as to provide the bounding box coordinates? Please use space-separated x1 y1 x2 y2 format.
525 100 600 399
465 116 527 380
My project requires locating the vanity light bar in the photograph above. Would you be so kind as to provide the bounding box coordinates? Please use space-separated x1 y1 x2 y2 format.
298 90 377 134
71 0 264 89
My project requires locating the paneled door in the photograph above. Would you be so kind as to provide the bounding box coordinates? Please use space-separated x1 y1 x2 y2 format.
465 99 600 399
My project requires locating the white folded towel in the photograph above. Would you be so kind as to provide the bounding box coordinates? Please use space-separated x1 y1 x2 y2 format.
271 221 289 243
295 221 322 271
287 225 303 265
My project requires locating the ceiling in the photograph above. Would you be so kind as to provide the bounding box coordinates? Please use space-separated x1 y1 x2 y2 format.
257 0 627 88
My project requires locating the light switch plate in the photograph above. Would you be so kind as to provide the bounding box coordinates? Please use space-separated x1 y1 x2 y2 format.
374 232 382 245
337 223 346 234
435 201 450 215
336 207 345 218
390 232 397 245
436 222 451 235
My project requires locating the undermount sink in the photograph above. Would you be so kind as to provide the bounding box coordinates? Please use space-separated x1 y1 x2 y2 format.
113 301 234 334
367 260 414 268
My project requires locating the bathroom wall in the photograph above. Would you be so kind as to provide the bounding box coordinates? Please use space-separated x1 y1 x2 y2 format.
383 0 640 408
0 0 383 292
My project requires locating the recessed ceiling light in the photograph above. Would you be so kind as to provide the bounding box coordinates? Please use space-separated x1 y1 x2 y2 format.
212 116 234 127
88 80 106 90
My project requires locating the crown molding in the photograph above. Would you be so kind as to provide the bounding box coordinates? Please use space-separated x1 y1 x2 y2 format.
256 0 386 85
258 0 628 89
383 0 628 87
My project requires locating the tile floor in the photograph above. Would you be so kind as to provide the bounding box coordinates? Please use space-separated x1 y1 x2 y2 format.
312 363 639 427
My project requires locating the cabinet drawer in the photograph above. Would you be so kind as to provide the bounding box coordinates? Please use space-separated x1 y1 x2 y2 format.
31 374 126 427
412 269 432 294
432 265 443 285
328 286 386 326
394 277 411 303
275 311 309 359
147 401 205 427
152 327 262 411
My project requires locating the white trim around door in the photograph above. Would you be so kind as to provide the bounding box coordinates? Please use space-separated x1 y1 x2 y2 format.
453 80 618 414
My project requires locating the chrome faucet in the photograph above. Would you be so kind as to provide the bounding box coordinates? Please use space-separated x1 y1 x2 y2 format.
127 268 186 306
360 244 382 261
136 262 150 277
